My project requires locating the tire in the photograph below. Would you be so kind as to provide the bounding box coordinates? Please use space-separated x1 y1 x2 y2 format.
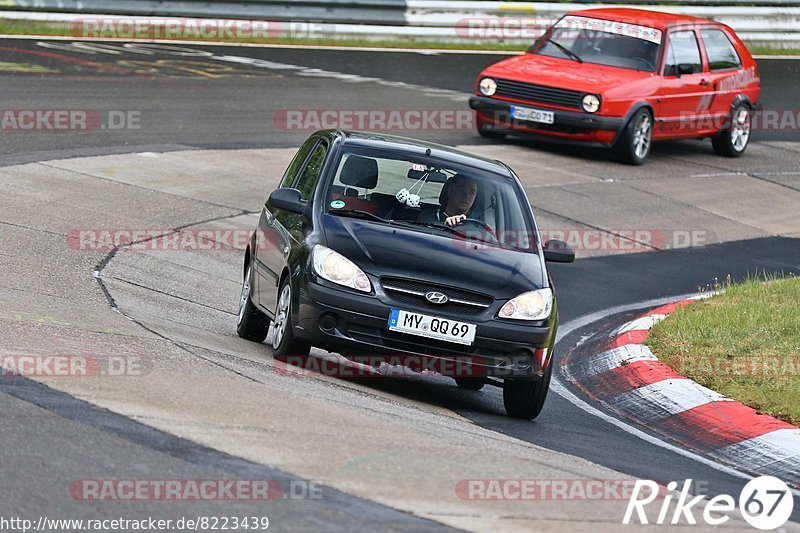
272 277 311 358
478 128 506 140
613 108 653 165
503 361 552 420
712 104 751 157
236 261 270 343
455 377 485 391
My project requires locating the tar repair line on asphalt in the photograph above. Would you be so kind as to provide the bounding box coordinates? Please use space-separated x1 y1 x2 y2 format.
553 292 800 498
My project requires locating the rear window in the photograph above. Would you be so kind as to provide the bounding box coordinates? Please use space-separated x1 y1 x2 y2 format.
700 28 742 71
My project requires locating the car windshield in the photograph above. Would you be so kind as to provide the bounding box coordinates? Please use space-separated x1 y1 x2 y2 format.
324 147 538 252
531 15 662 72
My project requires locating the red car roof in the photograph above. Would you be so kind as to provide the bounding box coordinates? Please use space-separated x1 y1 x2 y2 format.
567 8 714 31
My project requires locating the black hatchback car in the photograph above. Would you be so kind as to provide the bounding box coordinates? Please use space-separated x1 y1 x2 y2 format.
236 130 574 419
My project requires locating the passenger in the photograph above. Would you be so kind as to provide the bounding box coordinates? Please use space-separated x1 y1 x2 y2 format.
417 174 478 227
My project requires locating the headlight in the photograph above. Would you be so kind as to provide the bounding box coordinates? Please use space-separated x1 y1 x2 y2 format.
582 94 600 113
479 77 497 96
312 245 371 292
498 288 553 321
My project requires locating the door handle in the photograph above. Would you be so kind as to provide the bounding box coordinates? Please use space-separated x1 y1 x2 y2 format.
699 79 710 86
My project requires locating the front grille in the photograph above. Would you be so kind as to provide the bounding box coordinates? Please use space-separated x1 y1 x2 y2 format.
495 78 583 110
380 277 493 316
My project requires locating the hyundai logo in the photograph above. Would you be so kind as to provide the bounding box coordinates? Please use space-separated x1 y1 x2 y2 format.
425 291 449 304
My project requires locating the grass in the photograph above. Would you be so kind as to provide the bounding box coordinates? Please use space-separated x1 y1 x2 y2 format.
646 274 800 426
0 19 797 55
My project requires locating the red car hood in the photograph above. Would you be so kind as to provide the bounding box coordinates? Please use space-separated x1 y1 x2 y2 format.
483 54 652 95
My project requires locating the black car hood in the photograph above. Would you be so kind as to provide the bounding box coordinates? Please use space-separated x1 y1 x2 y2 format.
322 215 546 298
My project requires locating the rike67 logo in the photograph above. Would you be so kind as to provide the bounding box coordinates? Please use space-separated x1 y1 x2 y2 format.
624 477 794 529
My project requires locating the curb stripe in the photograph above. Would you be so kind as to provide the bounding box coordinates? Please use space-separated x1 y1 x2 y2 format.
647 299 694 316
715 429 800 483
578 359 685 401
565 297 799 484
609 314 666 336
604 378 730 425
601 329 651 350
653 401 797 450
565 344 656 382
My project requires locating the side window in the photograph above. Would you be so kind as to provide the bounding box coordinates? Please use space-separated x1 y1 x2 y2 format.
664 30 702 76
700 28 742 71
295 141 328 201
279 136 317 188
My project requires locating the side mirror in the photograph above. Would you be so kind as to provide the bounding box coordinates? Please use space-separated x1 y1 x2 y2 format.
677 63 695 76
269 188 306 215
543 239 575 263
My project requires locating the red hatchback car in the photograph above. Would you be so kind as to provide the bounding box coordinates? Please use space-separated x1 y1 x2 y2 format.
470 8 761 164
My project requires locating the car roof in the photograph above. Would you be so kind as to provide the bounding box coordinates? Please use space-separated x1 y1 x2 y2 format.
335 130 513 176
568 8 714 31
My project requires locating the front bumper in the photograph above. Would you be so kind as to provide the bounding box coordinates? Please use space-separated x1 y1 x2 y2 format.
294 281 555 378
470 95 624 147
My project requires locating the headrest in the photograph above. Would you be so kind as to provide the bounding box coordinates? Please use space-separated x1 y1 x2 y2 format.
340 155 379 189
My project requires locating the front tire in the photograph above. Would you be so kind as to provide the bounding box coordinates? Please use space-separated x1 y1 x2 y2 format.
478 128 506 140
237 262 270 343
613 108 653 165
455 377 485 391
272 277 311 358
503 361 552 420
712 104 751 157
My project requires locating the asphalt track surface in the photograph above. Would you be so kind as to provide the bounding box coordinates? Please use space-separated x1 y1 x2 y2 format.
1 37 800 529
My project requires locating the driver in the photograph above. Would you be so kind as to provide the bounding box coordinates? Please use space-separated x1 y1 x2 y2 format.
417 174 478 227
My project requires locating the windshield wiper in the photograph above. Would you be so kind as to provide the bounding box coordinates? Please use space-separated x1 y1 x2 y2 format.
392 220 491 243
331 209 388 223
547 38 583 63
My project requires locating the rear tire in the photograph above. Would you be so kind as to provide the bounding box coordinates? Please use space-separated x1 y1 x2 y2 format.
455 377 485 391
272 277 311 358
236 262 270 343
712 104 751 157
613 108 652 165
503 361 552 420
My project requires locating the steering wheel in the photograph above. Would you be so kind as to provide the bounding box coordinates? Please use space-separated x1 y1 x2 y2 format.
456 218 498 242
631 56 655 71
459 218 491 229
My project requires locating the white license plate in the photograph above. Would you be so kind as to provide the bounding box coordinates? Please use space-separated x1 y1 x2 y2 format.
388 309 476 346
510 105 555 124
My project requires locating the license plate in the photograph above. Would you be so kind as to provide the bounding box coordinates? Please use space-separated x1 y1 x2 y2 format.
388 309 476 346
510 105 555 124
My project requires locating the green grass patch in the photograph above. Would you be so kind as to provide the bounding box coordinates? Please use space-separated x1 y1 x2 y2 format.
646 275 800 425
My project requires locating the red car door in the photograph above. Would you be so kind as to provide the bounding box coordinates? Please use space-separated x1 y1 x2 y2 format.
699 26 753 131
655 28 712 138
